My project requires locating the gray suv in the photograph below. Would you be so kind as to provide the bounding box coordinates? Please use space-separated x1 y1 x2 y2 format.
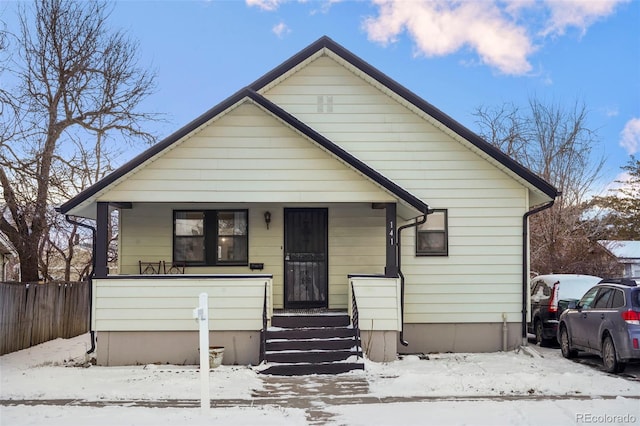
557 278 640 373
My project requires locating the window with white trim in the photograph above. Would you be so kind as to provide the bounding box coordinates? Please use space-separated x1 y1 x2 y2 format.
416 209 448 256
173 210 248 266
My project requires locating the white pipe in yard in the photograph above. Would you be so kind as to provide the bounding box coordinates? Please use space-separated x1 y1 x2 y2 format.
193 293 210 412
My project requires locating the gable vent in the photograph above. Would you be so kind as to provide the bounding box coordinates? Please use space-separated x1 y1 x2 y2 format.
317 95 334 113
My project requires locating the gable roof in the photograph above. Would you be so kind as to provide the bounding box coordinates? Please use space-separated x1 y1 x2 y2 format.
59 36 557 217
250 36 556 201
598 240 640 262
59 88 429 217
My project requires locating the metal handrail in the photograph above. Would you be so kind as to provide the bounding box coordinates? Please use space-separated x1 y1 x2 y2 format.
350 281 363 359
260 281 268 363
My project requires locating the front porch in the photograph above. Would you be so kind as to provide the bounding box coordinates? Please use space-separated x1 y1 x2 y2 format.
90 273 401 367
85 198 422 368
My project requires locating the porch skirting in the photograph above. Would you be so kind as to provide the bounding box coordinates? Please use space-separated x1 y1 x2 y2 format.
95 331 260 366
398 323 522 354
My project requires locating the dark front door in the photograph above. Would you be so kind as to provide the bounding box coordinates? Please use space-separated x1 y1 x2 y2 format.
284 208 328 309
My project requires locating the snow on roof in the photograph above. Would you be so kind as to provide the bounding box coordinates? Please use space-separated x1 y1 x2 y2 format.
598 240 640 260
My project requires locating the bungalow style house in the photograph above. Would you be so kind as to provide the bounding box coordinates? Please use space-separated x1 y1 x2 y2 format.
59 36 557 372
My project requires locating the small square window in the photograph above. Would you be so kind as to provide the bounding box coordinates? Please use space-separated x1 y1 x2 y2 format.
416 209 448 256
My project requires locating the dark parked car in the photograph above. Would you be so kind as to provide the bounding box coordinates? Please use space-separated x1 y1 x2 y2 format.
557 278 640 373
528 274 602 346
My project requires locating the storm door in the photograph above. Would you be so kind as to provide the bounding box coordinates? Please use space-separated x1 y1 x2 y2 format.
284 208 328 309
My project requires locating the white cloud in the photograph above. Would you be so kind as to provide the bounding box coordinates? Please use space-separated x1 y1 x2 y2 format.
620 117 640 155
361 0 630 75
272 22 291 38
603 106 619 117
246 0 628 76
245 0 284 11
363 0 535 75
541 0 629 37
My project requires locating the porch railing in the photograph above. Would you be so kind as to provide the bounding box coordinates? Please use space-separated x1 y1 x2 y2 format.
348 275 402 331
350 281 363 359
91 274 272 331
260 281 268 363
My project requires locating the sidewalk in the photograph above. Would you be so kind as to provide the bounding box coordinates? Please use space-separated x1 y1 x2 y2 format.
2 335 640 425
3 374 640 425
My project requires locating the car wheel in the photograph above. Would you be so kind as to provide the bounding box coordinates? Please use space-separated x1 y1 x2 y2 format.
559 326 577 359
602 335 627 374
535 320 553 347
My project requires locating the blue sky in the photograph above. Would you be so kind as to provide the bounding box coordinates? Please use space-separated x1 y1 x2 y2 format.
6 0 640 194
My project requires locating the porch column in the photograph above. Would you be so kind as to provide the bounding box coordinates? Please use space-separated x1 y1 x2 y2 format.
385 203 398 277
95 202 109 278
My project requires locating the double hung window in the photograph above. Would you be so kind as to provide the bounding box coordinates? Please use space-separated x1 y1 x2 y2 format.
173 210 248 266
416 209 448 256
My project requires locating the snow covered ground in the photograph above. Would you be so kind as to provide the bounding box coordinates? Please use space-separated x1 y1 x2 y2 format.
1 333 639 425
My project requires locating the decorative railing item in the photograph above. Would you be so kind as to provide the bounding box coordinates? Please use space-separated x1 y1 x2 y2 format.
138 260 162 274
162 261 185 274
260 281 268 363
350 281 363 359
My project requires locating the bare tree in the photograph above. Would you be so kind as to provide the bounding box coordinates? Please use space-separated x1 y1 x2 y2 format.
43 126 123 281
474 97 607 274
0 0 157 282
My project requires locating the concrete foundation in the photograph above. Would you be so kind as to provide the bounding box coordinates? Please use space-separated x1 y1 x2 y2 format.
399 323 522 354
359 330 398 362
94 323 522 366
95 331 260 366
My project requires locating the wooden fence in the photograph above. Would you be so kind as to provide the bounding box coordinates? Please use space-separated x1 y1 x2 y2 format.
0 281 90 355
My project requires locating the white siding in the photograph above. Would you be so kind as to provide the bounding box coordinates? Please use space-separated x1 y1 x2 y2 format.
101 52 539 326
264 55 529 323
92 277 272 331
349 276 402 331
329 204 386 309
119 202 386 310
99 102 394 205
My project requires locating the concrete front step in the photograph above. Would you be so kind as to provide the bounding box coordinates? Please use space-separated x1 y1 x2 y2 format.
260 362 364 376
261 312 364 375
265 327 357 340
266 338 355 351
265 349 356 363
271 313 350 328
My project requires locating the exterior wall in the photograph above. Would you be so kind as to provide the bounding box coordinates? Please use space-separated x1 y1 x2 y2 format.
623 261 640 278
400 323 522 354
96 331 260 366
346 277 400 361
264 55 529 326
99 102 394 205
92 277 272 331
359 330 398 362
348 276 401 331
119 203 386 310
